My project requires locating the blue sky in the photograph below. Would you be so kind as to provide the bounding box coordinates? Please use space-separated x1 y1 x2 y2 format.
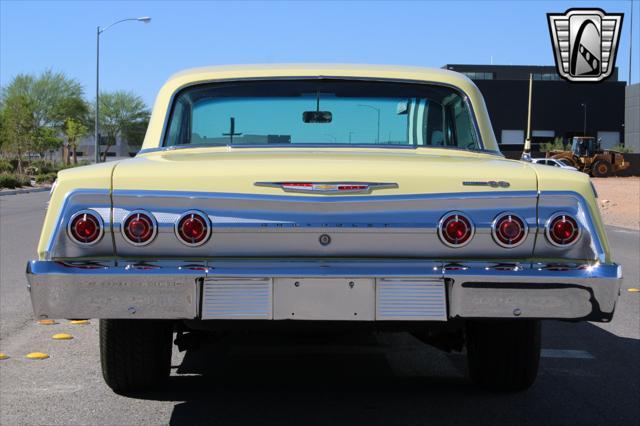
1 0 638 106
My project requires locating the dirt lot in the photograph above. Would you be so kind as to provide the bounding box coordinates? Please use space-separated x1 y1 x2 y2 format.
592 177 640 231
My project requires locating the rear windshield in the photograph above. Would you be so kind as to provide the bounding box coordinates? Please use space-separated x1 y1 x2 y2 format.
164 79 481 150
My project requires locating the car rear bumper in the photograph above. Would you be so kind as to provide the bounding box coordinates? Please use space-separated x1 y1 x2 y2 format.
26 259 622 322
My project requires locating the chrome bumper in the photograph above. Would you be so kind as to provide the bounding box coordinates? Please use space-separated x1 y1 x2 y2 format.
26 260 622 322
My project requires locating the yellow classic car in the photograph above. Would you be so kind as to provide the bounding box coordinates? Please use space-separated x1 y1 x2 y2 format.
26 64 621 393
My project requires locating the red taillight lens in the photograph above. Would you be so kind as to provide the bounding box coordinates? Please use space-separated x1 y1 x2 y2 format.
492 213 527 248
122 211 157 246
547 214 580 246
176 211 210 246
438 213 474 247
68 210 103 245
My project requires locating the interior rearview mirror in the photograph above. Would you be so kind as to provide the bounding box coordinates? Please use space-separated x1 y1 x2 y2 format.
303 111 332 123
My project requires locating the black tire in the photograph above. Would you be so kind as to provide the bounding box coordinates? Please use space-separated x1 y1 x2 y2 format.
100 319 173 393
466 320 540 392
591 160 611 177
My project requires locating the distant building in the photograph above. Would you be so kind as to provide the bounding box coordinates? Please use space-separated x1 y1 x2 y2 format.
72 133 136 162
625 84 640 153
443 64 627 153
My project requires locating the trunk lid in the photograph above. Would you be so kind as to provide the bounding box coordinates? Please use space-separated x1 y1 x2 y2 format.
112 147 537 194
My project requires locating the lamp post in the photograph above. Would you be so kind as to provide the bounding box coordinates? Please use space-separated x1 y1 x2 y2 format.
95 16 151 163
581 102 587 136
358 104 381 143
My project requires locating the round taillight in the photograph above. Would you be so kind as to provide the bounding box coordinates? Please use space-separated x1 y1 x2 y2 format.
68 210 104 245
122 210 157 246
175 211 211 246
438 212 474 247
492 213 528 248
546 213 580 247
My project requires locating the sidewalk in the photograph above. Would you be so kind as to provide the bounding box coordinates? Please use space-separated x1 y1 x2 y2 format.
0 186 52 197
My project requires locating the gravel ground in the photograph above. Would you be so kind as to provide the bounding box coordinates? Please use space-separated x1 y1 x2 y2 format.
592 177 640 231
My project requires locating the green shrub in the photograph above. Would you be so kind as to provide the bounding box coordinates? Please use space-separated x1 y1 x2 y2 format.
35 172 57 184
610 144 634 153
29 160 55 174
0 160 13 173
0 173 20 189
0 172 33 188
19 174 32 187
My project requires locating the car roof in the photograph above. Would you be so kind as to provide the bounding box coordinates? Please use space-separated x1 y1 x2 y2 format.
141 64 499 151
166 63 474 87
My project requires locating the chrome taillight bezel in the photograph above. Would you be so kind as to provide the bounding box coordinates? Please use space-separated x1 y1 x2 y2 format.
121 210 158 246
437 211 475 248
545 212 581 247
175 210 211 247
67 209 104 246
491 212 528 248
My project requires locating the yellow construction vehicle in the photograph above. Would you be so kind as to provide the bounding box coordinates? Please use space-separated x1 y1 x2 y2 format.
547 136 630 177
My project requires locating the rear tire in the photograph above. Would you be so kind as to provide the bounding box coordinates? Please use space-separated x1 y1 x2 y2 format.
591 160 611 177
100 319 173 393
466 320 540 392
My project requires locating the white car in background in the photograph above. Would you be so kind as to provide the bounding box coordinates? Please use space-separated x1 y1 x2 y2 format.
532 158 579 171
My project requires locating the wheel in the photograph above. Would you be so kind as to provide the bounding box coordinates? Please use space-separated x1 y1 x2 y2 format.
100 319 173 393
591 161 611 177
466 320 540 392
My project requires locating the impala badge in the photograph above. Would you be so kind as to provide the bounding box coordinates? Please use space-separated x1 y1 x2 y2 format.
463 181 510 188
255 182 398 194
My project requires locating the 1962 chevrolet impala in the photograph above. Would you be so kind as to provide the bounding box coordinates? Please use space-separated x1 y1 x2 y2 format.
27 65 622 393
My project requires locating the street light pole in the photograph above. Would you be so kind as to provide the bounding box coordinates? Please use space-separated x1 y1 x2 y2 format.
581 102 588 136
95 17 151 163
95 26 100 163
358 104 381 143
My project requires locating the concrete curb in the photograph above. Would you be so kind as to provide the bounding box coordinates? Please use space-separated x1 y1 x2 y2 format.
0 186 51 197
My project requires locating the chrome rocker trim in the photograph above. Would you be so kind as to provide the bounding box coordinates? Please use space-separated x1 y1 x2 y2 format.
26 259 622 322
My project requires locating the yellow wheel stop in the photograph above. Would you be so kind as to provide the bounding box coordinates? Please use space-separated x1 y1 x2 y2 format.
69 319 89 325
0 352 9 360
37 319 57 325
52 333 73 340
25 352 49 360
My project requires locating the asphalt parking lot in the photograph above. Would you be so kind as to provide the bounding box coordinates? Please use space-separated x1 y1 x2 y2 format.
0 191 638 426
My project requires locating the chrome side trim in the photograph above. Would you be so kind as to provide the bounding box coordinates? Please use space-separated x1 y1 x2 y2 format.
45 189 112 260
537 191 606 262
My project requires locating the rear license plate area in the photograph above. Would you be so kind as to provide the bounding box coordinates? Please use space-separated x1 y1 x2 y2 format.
274 278 375 320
